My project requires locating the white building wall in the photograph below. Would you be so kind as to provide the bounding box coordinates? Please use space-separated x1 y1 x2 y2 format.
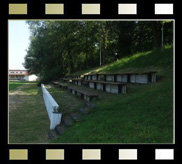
28 74 38 81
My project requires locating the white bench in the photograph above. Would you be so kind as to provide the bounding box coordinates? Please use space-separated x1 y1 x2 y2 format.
41 84 62 130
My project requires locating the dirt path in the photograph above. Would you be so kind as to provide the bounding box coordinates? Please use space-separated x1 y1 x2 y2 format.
9 85 30 110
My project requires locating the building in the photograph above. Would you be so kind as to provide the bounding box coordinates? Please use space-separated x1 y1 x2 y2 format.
9 70 37 81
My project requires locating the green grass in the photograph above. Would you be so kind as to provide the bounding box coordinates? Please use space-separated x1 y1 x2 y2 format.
69 45 173 75
48 88 85 115
52 46 173 143
9 81 37 91
9 82 50 143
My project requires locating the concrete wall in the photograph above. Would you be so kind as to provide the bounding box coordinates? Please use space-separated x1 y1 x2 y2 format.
78 81 81 86
135 74 148 84
122 85 127 93
41 84 62 130
106 84 126 94
92 75 97 80
72 90 76 95
84 95 90 102
110 85 119 94
116 75 128 82
105 84 111 93
151 73 157 82
89 82 95 89
106 75 115 82
96 83 104 91
130 75 136 83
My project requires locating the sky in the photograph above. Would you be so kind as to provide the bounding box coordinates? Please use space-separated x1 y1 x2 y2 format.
9 20 30 70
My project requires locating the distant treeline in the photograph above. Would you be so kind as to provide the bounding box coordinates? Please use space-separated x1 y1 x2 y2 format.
23 21 173 83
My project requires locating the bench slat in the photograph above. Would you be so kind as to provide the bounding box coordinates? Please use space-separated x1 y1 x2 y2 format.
84 80 126 85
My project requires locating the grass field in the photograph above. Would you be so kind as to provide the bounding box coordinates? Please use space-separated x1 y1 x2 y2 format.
9 82 50 143
9 81 29 91
51 46 173 143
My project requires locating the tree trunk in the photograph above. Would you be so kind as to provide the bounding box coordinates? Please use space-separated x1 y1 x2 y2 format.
102 34 107 64
68 48 74 73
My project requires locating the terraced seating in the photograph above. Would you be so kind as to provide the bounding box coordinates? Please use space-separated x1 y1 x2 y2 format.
65 75 81 80
68 86 98 102
71 79 83 86
84 71 157 84
84 80 127 94
52 81 68 90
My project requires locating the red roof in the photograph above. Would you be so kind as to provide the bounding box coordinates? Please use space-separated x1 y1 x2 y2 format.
9 69 27 70
9 73 28 76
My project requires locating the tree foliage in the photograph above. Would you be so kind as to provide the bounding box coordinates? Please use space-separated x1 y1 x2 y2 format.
23 21 173 83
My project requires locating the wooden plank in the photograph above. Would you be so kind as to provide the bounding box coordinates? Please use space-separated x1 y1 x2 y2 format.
84 80 126 85
67 86 98 97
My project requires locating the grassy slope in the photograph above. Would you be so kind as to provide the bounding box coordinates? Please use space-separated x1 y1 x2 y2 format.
69 45 173 75
52 46 173 143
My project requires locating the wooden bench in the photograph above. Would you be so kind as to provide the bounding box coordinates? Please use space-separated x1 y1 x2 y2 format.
65 75 81 80
68 86 98 102
62 78 70 82
71 79 83 86
84 71 157 84
52 81 59 86
52 81 68 90
84 80 127 94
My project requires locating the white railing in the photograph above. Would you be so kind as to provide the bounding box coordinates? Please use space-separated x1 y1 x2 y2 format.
41 84 62 130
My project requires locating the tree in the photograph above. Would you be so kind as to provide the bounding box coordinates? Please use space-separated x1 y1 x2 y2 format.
23 20 173 83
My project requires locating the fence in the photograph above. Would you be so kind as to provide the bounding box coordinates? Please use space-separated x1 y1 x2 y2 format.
41 84 62 130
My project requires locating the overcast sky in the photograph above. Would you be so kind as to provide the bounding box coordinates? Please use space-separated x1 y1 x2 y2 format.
9 20 30 70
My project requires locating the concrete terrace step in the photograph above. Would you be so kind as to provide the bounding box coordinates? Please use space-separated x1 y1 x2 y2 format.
79 107 90 114
48 82 98 140
62 117 73 127
70 113 81 121
55 125 65 136
48 130 57 140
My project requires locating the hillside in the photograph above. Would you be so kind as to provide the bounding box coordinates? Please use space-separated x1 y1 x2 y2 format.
52 46 173 143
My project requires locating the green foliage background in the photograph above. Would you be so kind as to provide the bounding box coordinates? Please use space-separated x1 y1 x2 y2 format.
23 21 173 83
